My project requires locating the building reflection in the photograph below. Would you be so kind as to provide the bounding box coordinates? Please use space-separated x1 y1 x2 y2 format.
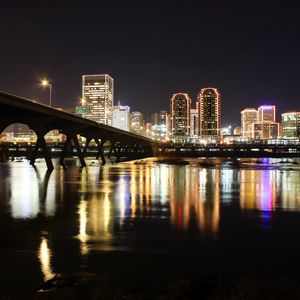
10 165 40 219
240 169 278 229
76 162 223 247
197 169 220 236
280 171 300 211
75 161 300 250
169 166 220 237
78 198 89 255
77 166 114 253
9 165 57 219
240 170 276 212
38 235 55 281
239 168 300 212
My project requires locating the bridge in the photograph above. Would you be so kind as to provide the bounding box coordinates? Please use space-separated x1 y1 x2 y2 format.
0 91 157 170
1 92 300 170
156 143 300 158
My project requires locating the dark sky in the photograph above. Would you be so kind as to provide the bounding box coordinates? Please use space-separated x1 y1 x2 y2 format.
1 0 300 125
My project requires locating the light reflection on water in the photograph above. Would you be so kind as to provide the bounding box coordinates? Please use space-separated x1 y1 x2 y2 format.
38 235 55 281
8 165 57 219
10 165 40 219
2 158 300 285
240 170 277 211
4 160 300 225
78 198 89 255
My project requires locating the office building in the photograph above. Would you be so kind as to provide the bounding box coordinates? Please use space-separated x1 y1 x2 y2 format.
253 123 279 140
281 111 300 138
82 74 114 125
253 105 279 139
234 126 241 135
130 111 144 135
198 88 221 139
150 110 169 141
257 105 275 123
241 108 257 138
170 93 191 142
112 105 130 131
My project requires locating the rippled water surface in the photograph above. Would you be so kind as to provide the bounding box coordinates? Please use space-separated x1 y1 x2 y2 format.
1 157 300 295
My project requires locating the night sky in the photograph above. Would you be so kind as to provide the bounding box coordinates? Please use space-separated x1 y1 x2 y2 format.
1 0 300 125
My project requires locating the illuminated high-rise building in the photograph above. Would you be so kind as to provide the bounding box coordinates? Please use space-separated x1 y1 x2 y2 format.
82 74 114 125
112 105 130 131
241 108 257 138
198 88 221 138
257 105 275 123
234 126 241 135
150 110 169 141
253 105 279 139
151 113 159 126
281 111 300 138
170 93 191 142
130 111 144 135
253 123 279 139
159 110 169 140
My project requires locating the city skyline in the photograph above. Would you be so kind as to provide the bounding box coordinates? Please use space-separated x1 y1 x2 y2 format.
2 72 300 143
1 1 300 125
2 2 300 298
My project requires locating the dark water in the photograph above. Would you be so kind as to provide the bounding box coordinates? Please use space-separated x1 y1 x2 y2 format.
1 157 300 296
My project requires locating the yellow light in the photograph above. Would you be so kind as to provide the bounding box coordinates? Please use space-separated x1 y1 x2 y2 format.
38 236 55 281
80 97 86 105
41 79 49 87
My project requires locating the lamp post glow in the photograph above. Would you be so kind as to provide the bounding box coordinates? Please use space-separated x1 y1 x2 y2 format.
41 79 52 107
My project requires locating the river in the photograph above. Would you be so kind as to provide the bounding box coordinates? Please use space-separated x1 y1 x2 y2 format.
0 157 300 298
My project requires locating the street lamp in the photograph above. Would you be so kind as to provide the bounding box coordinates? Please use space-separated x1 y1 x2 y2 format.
40 79 52 107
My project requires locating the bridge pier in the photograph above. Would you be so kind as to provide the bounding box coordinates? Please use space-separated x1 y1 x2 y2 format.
108 145 114 159
83 137 106 165
0 144 9 162
30 133 54 171
107 142 121 163
60 134 86 167
115 147 120 163
82 137 92 156
95 139 106 165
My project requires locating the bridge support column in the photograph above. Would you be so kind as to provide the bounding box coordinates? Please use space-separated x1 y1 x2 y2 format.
83 137 92 156
60 134 86 167
0 144 9 162
30 134 54 171
59 135 71 166
115 146 120 163
108 145 114 159
107 144 121 163
73 135 86 167
95 139 106 165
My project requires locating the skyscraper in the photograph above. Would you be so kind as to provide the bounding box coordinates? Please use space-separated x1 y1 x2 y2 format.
170 93 191 142
130 111 144 135
241 108 257 138
198 88 221 139
253 105 279 139
82 74 114 125
281 111 300 138
257 105 275 123
112 105 130 131
150 110 169 141
253 123 279 139
159 110 169 140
